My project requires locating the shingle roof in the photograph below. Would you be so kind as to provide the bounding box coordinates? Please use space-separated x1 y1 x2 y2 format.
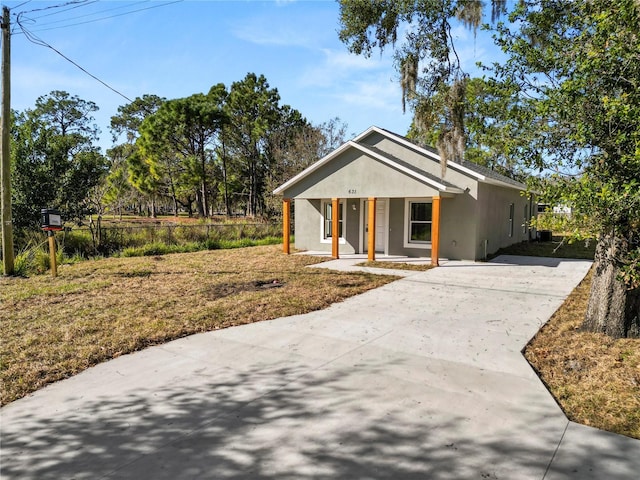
456 160 526 189
376 127 527 190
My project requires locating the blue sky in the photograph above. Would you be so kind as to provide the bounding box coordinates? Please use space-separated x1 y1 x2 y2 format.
4 0 503 151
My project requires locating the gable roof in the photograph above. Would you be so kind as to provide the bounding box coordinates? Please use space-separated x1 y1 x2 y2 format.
274 126 526 195
367 127 527 190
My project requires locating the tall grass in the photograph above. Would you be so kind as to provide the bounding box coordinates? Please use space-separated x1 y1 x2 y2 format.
8 221 282 274
3 238 62 276
119 236 282 257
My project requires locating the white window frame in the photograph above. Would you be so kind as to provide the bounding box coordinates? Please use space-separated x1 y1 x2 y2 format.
403 198 432 250
320 200 346 244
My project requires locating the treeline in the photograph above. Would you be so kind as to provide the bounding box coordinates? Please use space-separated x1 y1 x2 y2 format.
10 73 348 230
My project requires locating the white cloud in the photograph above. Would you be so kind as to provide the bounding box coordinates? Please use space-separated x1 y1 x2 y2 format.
299 48 392 88
231 9 325 49
233 23 311 47
333 77 401 110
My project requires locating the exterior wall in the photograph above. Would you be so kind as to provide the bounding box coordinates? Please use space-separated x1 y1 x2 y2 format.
439 193 478 260
293 198 322 252
292 198 359 254
359 132 479 194
387 198 431 257
293 186 528 260
281 148 441 200
386 196 478 260
475 182 531 259
344 199 361 253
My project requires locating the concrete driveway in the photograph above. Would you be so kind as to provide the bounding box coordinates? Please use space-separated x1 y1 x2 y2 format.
1 255 639 479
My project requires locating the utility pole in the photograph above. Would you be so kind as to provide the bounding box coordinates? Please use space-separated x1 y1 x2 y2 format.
1 6 14 275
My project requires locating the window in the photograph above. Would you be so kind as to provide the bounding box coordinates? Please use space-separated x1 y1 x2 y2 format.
523 204 529 234
509 203 515 237
322 200 343 240
408 201 432 244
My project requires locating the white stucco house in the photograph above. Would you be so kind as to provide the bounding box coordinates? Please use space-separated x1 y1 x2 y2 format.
274 126 535 264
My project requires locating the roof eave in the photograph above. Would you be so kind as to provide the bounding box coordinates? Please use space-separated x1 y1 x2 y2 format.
482 177 528 190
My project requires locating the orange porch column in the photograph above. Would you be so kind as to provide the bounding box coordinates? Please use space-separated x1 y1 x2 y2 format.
431 196 441 266
282 198 291 254
367 197 376 261
331 197 340 259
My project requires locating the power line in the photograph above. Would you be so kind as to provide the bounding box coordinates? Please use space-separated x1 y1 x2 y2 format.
12 1 32 9
10 0 95 32
11 0 183 104
15 1 96 20
16 18 133 103
26 1 147 28
25 1 183 33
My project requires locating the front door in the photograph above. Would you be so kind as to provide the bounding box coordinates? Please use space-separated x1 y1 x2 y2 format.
364 199 386 253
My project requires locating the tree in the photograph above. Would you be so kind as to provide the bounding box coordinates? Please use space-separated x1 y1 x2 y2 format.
492 0 640 337
11 91 107 228
225 73 285 217
103 144 134 219
315 117 350 158
338 0 506 167
110 95 165 217
407 77 526 180
264 117 349 218
111 94 165 144
137 87 227 217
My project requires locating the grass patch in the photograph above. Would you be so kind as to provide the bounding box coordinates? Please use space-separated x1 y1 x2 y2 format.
0 245 396 405
118 237 282 258
524 269 640 439
355 261 434 272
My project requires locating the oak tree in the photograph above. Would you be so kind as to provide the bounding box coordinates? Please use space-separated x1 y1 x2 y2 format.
494 0 640 337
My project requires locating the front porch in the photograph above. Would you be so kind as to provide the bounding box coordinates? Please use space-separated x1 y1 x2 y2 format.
281 196 444 266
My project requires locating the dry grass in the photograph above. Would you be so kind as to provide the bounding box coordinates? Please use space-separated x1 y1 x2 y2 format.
525 268 640 439
501 236 639 438
491 236 596 260
0 245 396 405
355 261 434 271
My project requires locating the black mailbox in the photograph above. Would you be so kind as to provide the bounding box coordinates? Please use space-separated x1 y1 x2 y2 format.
41 208 63 231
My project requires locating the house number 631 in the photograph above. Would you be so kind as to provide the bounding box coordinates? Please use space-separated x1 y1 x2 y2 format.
348 189 357 194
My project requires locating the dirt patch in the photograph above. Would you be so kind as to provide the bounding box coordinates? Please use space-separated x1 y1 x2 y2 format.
203 279 284 299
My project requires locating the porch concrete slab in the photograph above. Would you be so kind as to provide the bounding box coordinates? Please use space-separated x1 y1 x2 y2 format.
2 254 639 479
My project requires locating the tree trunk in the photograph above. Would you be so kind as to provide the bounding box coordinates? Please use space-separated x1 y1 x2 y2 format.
221 139 231 217
201 180 209 217
583 233 640 338
195 190 204 217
